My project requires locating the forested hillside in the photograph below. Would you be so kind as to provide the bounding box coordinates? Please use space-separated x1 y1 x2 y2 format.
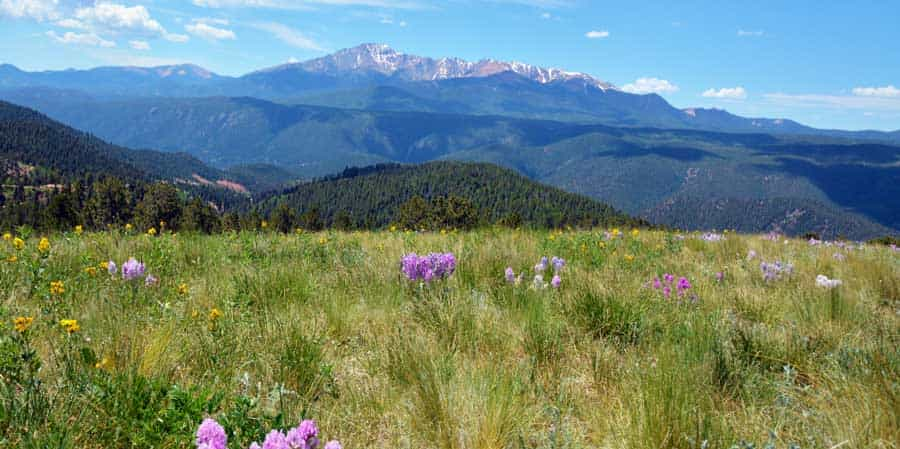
257 162 644 230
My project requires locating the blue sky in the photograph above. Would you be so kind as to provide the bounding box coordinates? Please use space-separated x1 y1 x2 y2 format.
1 0 898 131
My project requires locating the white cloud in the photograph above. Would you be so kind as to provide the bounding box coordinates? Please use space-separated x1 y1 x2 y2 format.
737 29 764 37
585 30 609 39
621 77 679 95
46 30 115 47
186 22 236 40
251 22 324 51
73 2 188 42
55 18 87 29
129 39 150 50
764 92 900 111
287 56 299 63
0 0 59 21
540 12 551 19
702 86 747 100
852 85 900 98
192 0 422 9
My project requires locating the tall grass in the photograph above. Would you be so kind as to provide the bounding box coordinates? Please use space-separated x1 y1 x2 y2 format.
0 228 897 448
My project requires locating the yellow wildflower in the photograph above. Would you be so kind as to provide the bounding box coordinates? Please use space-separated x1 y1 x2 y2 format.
631 229 640 237
611 228 621 237
74 225 83 235
208 307 223 321
177 283 189 296
38 237 50 254
598 241 606 248
85 266 97 277
260 220 268 229
624 254 635 262
295 228 304 234
440 229 447 235
95 357 113 370
13 237 25 251
390 225 397 232
6 255 17 263
50 280 65 295
59 319 80 334
14 316 34 333
159 220 167 229
191 310 200 319
318 236 328 245
147 227 157 236
2 232 11 241
100 261 110 270
125 223 133 231
549 234 556 241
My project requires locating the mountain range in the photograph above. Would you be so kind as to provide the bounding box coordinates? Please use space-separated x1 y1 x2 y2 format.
1 43 898 239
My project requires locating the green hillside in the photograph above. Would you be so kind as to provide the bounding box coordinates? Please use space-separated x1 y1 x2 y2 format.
258 162 642 229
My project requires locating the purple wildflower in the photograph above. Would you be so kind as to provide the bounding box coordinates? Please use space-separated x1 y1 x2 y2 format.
676 277 691 295
121 258 145 281
107 260 117 275
505 267 515 283
195 418 227 449
833 252 846 262
652 277 661 289
551 256 565 273
663 273 675 284
262 430 289 449
145 274 158 287
662 286 671 299
323 441 342 449
551 275 561 289
716 271 724 282
401 253 456 283
747 250 757 261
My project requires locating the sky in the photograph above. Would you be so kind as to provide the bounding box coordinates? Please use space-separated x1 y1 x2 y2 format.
1 0 898 131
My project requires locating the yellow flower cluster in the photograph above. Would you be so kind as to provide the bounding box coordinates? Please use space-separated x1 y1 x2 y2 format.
147 227 157 236
85 266 98 277
13 237 25 251
178 283 189 296
14 316 34 333
59 319 80 334
74 225 83 235
38 237 50 254
95 357 113 370
208 307 223 321
2 232 10 241
50 280 65 295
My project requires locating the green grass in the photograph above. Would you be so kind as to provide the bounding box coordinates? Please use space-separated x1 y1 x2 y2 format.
1 228 898 448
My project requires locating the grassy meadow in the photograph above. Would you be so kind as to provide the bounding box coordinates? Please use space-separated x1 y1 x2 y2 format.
1 228 898 448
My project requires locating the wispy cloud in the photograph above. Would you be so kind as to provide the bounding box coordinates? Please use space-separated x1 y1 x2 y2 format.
0 0 59 21
702 86 747 100
852 85 900 98
129 39 150 50
737 29 764 37
585 30 609 39
193 0 424 9
251 22 324 51
186 21 236 41
46 30 116 48
764 92 900 111
621 77 679 95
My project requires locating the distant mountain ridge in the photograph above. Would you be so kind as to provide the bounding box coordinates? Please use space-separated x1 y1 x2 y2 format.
258 43 616 89
2 44 896 141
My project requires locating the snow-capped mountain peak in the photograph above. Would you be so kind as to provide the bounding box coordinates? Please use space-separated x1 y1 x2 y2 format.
267 43 615 90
